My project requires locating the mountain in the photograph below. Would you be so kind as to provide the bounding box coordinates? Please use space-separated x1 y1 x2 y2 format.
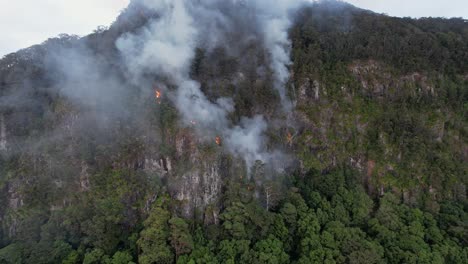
0 0 466 263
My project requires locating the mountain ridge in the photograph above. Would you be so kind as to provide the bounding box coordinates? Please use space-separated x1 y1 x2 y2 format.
0 0 466 263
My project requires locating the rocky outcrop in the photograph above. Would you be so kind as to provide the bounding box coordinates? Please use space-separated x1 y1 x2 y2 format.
144 157 172 177
7 191 23 211
166 129 225 221
79 161 90 191
297 78 322 105
0 114 7 151
172 161 223 220
2 179 23 238
350 60 436 98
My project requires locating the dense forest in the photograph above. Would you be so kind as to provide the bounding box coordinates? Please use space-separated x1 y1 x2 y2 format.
0 0 467 263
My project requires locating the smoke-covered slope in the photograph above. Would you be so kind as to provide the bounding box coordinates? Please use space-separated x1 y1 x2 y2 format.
0 0 467 263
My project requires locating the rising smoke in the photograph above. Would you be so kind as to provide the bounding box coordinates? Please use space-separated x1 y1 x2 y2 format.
117 0 304 170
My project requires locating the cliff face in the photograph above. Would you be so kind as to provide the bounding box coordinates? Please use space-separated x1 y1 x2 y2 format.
293 59 466 201
0 114 6 151
0 1 467 246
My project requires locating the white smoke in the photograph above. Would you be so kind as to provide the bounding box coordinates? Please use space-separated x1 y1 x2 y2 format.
250 0 304 111
117 0 196 83
117 0 303 170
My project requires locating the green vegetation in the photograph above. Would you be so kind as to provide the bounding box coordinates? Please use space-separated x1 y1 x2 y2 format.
0 167 466 263
0 1 467 263
290 2 467 200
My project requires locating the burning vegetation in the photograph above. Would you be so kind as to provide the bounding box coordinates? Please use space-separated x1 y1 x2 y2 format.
286 132 293 146
155 89 162 104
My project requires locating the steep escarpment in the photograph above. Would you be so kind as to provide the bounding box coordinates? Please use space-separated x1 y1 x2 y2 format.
0 0 296 243
289 3 467 201
0 0 467 263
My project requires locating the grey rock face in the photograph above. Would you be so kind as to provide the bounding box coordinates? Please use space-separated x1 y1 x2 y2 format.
0 114 6 151
173 161 223 219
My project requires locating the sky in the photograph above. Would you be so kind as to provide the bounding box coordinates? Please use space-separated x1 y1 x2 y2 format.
346 0 468 18
0 0 467 57
0 0 130 57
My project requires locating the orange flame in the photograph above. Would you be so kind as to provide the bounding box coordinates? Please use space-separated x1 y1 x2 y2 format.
215 136 221 146
286 132 293 145
155 89 162 104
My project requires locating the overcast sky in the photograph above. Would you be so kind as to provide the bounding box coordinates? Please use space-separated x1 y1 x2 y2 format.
0 0 467 57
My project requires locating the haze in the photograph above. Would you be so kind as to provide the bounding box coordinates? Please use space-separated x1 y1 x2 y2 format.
0 0 467 57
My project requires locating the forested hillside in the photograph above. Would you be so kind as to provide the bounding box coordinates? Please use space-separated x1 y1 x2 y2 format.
0 0 466 263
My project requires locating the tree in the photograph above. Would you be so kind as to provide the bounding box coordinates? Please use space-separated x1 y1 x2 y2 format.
177 246 218 264
0 243 25 264
137 198 174 264
169 217 194 260
83 248 110 264
217 240 252 264
111 251 135 264
251 236 289 264
263 182 281 211
62 250 80 264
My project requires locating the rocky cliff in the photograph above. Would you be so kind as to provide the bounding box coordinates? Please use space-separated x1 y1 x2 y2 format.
0 0 466 248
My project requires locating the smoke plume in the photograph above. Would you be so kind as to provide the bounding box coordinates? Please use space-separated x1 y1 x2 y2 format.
117 0 303 170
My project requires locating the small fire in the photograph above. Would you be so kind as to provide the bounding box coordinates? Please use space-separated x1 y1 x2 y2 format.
155 89 162 104
286 132 293 145
190 120 197 125
215 136 222 146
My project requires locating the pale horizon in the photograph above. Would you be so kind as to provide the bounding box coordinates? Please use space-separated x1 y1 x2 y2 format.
0 0 467 57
